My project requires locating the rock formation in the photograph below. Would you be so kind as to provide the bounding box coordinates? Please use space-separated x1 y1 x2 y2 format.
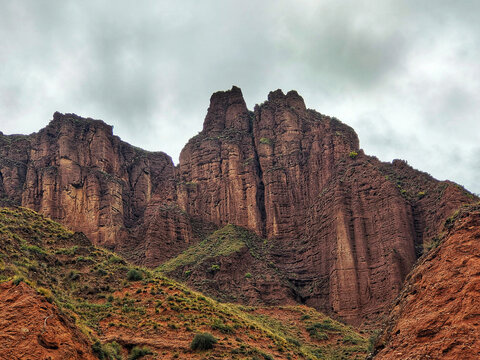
0 86 476 326
373 204 480 359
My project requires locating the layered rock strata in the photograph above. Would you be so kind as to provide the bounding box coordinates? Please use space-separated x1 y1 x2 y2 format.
0 87 476 325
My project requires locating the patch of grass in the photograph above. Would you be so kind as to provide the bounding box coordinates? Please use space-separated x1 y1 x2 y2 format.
210 264 220 272
158 224 267 273
349 151 358 159
211 318 234 334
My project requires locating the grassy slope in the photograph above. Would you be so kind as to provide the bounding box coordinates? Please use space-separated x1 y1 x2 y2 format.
0 207 369 359
158 224 253 273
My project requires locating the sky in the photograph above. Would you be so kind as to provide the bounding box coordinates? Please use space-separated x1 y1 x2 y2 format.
0 1 479 194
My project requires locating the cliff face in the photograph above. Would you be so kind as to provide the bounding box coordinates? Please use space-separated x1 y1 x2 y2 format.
373 204 480 359
0 113 195 265
176 87 476 325
0 87 476 326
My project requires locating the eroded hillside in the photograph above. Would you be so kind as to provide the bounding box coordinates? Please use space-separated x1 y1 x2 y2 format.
0 206 370 359
373 203 480 359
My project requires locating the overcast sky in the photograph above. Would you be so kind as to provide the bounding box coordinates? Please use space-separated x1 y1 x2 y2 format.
1 1 479 193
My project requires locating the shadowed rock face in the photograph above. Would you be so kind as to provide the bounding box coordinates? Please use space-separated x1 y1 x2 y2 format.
0 87 476 326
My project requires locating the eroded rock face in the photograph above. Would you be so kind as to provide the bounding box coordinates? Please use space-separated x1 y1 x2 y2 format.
0 87 476 326
373 204 480 359
176 87 476 325
0 281 96 360
0 113 196 265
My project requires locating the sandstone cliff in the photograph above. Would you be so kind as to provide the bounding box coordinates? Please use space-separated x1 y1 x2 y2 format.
176 87 476 325
0 87 476 326
0 113 196 266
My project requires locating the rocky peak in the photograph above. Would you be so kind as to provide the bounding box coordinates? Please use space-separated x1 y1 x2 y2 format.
49 112 114 137
264 89 307 112
202 85 250 133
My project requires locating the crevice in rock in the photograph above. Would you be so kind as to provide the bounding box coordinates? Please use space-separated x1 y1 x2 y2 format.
411 203 425 258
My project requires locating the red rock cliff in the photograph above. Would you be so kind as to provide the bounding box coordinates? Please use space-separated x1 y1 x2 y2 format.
176 87 476 325
0 113 195 265
0 87 476 326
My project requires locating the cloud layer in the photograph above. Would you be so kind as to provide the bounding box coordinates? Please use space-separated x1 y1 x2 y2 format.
1 1 479 193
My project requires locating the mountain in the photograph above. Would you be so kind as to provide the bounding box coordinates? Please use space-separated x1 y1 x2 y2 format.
372 203 480 359
0 206 370 359
0 87 476 327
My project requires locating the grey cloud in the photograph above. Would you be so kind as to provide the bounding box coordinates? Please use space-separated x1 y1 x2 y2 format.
0 1 479 193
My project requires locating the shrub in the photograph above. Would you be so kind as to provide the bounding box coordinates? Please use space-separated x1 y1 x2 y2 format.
128 346 153 360
92 341 106 359
190 332 218 350
104 342 122 359
349 151 358 159
245 272 252 279
37 287 54 303
210 264 220 272
13 276 24 286
260 137 271 145
127 269 143 281
67 270 80 281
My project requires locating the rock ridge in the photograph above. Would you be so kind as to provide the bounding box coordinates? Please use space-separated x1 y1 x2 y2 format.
0 87 477 326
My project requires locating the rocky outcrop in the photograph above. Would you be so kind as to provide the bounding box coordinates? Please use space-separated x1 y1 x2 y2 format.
0 113 196 265
0 87 476 326
177 86 265 235
373 204 480 359
176 87 476 325
0 281 96 360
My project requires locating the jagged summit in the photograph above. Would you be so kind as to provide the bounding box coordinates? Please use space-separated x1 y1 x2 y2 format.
203 86 250 133
203 86 308 134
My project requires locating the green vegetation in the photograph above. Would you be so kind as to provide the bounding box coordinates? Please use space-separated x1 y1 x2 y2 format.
190 332 218 350
0 206 370 359
92 341 122 360
349 151 358 159
158 224 268 273
210 264 220 272
127 268 143 281
128 346 153 360
260 137 272 145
